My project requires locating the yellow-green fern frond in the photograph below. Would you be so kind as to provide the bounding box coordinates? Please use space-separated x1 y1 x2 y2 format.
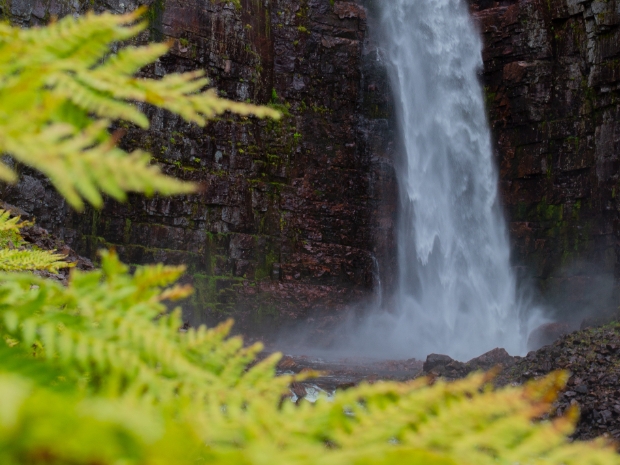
0 251 619 464
0 209 29 233
0 374 200 465
0 9 280 210
0 249 71 273
0 251 286 402
0 209 71 272
132 261 187 290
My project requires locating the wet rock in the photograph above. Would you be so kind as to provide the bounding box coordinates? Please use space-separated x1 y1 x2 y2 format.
470 0 620 317
333 2 366 21
527 323 571 351
574 384 588 394
421 348 518 380
580 315 614 330
278 355 298 371
274 354 423 393
290 382 307 399
465 347 518 372
423 354 455 372
422 354 468 379
496 323 620 441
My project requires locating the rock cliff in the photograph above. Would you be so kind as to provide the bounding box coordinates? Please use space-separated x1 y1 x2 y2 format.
471 0 620 320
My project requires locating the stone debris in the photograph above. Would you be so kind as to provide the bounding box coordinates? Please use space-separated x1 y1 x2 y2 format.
420 348 519 381
419 324 620 442
496 324 620 441
275 354 423 392
278 323 620 443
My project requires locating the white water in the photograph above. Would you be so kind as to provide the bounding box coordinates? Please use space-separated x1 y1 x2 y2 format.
365 0 540 361
276 0 544 361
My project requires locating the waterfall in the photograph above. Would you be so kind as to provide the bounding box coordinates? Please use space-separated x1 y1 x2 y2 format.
368 0 538 360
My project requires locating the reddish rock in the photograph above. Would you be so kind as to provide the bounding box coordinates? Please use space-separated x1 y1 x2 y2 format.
469 0 620 316
421 348 518 380
290 382 307 399
333 1 366 20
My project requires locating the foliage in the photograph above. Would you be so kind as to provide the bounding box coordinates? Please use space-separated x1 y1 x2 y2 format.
0 9 280 210
0 248 68 272
0 249 617 464
0 250 275 400
0 209 70 272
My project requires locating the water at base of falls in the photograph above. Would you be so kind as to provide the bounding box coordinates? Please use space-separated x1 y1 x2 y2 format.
346 0 543 361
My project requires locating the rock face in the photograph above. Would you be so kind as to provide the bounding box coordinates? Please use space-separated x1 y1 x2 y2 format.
470 0 620 319
0 0 398 334
4 0 620 329
527 321 571 350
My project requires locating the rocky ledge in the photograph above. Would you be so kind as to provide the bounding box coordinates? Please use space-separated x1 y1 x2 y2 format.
279 323 620 443
403 324 620 442
495 324 620 442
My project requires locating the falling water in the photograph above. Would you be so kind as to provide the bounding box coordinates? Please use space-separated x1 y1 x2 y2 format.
276 0 543 361
369 0 538 360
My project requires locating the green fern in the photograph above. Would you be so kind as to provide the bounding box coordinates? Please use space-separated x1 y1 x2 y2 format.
0 249 70 272
0 9 280 210
0 251 618 465
0 209 71 272
0 210 24 251
0 209 27 233
0 250 284 401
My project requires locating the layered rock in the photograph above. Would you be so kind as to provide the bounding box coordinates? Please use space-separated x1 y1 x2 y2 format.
470 0 620 320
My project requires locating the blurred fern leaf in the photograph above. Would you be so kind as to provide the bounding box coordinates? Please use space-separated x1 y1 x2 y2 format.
0 8 617 465
0 251 618 465
0 9 280 210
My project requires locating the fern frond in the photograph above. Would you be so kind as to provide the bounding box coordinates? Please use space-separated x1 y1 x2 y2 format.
0 373 201 465
0 9 280 210
51 73 150 127
132 261 187 290
0 250 619 464
0 251 286 404
0 249 72 272
157 284 194 301
0 209 28 232
98 43 170 76
0 209 71 272
3 121 195 209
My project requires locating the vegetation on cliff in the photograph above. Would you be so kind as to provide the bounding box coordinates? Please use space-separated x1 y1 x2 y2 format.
0 8 618 465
